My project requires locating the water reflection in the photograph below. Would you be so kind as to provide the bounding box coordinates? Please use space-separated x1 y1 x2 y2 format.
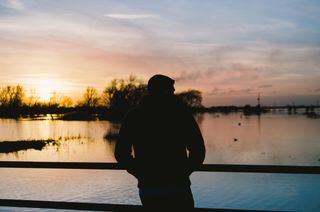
103 122 121 155
1 114 320 211
0 169 319 211
201 113 320 166
0 120 117 162
1 113 320 165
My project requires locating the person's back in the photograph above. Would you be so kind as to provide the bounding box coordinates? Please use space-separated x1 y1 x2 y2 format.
115 74 206 209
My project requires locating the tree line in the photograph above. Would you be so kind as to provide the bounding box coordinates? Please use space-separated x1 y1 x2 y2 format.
0 75 203 119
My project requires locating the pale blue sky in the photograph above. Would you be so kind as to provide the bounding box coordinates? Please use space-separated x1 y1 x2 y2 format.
0 0 319 105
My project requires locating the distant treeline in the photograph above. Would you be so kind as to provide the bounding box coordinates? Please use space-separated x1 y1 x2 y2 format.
1 75 319 120
0 75 203 120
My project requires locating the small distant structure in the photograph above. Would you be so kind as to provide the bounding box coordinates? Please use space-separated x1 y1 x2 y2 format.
243 93 264 116
256 92 261 115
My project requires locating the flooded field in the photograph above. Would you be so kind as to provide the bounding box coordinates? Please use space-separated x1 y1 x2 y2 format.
1 112 320 211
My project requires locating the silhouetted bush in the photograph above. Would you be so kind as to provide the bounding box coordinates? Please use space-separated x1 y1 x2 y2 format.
81 87 100 108
176 89 203 108
0 85 24 108
102 75 147 120
0 85 24 117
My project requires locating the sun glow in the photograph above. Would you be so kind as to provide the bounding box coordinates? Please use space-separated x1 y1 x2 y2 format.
33 79 64 102
39 86 52 102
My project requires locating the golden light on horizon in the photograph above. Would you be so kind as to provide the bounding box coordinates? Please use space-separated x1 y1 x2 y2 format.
32 79 65 102
38 86 51 102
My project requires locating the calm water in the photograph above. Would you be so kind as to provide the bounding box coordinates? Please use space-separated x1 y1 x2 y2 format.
1 113 320 211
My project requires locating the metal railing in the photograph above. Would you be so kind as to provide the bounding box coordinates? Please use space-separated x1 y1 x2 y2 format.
1 161 319 211
1 161 319 173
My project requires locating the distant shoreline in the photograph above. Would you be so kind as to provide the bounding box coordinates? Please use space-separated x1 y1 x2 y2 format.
0 105 319 121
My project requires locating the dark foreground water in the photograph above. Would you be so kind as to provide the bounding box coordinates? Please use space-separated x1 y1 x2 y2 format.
0 112 320 211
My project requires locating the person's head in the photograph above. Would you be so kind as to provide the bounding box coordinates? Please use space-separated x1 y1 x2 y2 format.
147 74 175 96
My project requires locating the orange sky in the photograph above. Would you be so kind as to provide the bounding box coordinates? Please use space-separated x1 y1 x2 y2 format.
0 0 320 106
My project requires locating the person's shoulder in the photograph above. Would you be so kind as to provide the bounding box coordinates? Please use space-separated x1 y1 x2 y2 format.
122 101 147 122
172 96 192 115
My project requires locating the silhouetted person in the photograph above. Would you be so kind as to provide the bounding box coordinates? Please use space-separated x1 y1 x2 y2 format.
115 74 206 210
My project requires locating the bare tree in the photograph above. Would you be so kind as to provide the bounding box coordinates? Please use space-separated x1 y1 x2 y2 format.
0 85 24 108
49 91 60 107
60 96 73 108
177 89 203 108
82 87 99 108
25 89 40 107
102 75 147 110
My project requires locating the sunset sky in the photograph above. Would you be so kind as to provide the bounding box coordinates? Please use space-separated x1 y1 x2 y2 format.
0 0 319 106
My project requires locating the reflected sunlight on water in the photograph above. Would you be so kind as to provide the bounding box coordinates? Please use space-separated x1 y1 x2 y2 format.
0 120 117 162
1 113 320 165
1 113 320 211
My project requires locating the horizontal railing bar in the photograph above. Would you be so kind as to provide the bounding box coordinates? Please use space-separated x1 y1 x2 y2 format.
0 199 141 212
200 164 320 174
0 199 287 211
0 161 319 174
0 161 120 170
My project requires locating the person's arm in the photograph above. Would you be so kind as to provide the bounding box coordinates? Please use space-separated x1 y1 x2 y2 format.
186 115 206 174
114 113 139 178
